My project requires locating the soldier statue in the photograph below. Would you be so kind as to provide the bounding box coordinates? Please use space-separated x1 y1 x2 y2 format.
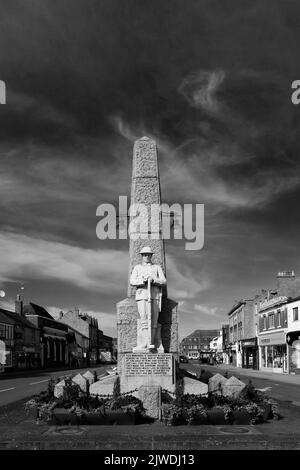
130 246 166 352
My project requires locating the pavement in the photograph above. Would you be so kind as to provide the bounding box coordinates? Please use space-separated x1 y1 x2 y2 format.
207 363 300 385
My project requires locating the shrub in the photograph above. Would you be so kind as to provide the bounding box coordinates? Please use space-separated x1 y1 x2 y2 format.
175 377 184 407
112 376 121 400
162 404 187 426
185 405 208 425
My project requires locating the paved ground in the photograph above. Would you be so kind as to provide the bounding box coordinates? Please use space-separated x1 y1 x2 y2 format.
0 397 300 450
0 363 299 450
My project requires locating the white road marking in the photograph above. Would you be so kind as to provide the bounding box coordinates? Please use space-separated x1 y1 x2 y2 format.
29 379 49 385
0 387 15 393
255 387 272 392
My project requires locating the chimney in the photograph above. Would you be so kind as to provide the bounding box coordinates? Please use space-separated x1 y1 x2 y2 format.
277 270 296 297
15 294 23 316
59 310 64 320
74 306 80 317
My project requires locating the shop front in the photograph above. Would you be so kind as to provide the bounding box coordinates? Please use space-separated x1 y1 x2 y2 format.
287 331 300 375
14 346 41 369
242 338 258 369
258 331 288 373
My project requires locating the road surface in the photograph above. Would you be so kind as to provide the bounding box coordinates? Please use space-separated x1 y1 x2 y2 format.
0 365 110 407
181 363 300 406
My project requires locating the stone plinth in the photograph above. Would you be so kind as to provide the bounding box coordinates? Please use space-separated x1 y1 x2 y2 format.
117 296 178 372
138 385 161 420
120 353 175 394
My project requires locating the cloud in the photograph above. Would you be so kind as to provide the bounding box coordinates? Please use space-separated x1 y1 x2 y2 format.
166 255 210 300
194 303 219 316
178 69 226 115
0 231 128 294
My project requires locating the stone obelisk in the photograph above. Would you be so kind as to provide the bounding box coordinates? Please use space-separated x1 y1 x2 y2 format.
117 137 178 393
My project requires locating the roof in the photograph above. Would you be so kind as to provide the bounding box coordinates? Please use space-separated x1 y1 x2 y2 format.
23 303 54 320
227 300 246 316
286 295 300 305
0 309 16 325
0 308 38 329
186 329 219 339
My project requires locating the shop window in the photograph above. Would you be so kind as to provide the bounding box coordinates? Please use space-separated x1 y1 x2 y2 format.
261 347 267 367
4 350 12 367
293 307 299 321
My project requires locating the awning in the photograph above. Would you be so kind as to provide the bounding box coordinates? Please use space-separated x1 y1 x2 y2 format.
44 334 66 340
43 326 67 338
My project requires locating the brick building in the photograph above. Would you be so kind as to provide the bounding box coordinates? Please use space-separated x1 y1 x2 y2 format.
59 307 99 365
24 302 68 368
286 296 300 374
0 297 41 371
227 299 257 368
180 329 218 360
256 271 300 374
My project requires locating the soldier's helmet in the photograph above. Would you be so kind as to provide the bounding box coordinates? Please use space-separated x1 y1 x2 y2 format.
140 246 153 255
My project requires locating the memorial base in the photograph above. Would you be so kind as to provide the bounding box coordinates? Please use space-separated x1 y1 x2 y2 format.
120 352 176 394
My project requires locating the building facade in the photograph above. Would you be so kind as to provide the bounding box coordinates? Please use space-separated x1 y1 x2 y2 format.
286 297 300 374
24 303 68 368
257 295 289 373
0 297 41 371
59 308 99 365
180 329 219 360
227 299 258 369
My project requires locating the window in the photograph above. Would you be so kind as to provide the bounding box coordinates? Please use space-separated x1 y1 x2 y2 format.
293 307 299 321
263 316 267 330
277 310 281 327
0 324 5 338
269 314 275 328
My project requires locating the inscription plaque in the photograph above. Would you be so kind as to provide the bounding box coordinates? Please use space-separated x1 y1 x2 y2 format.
124 353 173 376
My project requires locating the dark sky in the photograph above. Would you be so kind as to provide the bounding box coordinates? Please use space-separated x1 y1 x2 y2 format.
1 0 300 338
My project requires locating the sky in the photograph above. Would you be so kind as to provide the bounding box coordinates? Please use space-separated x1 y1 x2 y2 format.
1 0 300 339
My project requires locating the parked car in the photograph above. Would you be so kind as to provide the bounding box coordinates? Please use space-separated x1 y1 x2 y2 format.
179 355 189 363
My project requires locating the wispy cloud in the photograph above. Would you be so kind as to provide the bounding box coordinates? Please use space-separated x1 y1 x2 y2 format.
178 69 226 115
0 232 128 294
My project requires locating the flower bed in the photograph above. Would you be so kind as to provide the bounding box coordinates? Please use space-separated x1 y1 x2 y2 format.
25 377 145 425
25 376 281 427
161 380 281 426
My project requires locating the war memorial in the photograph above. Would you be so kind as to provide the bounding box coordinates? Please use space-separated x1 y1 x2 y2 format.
0 137 292 451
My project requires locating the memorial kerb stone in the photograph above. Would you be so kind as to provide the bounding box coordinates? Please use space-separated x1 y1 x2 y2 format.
83 371 95 385
222 376 246 398
54 379 66 399
208 373 228 394
72 373 88 393
183 377 208 396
